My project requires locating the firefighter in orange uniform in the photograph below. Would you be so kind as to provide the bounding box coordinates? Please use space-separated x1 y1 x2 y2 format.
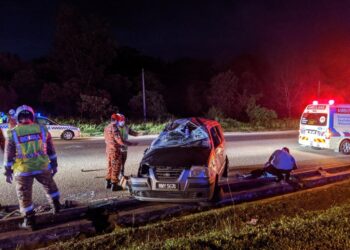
104 114 124 191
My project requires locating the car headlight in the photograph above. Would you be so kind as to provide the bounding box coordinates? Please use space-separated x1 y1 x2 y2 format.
189 166 209 178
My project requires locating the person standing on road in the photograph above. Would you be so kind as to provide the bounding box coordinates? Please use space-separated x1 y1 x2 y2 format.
0 128 4 152
3 105 61 230
0 112 7 123
8 109 16 128
246 147 298 182
104 113 125 191
115 113 140 178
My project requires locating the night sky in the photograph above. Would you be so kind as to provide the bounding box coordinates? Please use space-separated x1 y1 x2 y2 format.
1 0 350 61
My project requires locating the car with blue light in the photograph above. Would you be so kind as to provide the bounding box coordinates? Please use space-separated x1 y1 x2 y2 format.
130 118 228 202
0 114 80 140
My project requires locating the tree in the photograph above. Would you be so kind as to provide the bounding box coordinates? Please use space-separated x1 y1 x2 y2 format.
78 94 117 122
128 90 167 120
208 70 255 119
0 86 17 111
52 4 117 90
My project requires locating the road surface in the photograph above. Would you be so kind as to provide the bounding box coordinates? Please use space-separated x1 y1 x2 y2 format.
1 130 350 206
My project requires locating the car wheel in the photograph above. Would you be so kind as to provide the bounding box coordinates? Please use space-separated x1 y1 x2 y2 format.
61 130 74 140
340 140 350 155
222 156 229 178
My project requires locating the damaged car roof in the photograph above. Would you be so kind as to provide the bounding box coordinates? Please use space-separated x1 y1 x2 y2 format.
141 118 214 167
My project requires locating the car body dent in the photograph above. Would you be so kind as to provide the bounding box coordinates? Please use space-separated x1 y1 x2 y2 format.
130 117 226 202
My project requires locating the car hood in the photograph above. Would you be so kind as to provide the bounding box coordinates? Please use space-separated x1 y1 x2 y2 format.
141 146 211 167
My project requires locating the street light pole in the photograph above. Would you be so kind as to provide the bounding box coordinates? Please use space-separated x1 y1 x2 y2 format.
142 68 147 121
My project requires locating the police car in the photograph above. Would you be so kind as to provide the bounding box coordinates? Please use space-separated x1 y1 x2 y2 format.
0 114 80 140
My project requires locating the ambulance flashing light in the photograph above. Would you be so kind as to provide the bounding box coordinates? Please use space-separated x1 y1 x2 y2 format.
311 100 335 105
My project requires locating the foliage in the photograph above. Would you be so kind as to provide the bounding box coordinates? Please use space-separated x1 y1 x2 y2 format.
246 97 278 127
128 90 168 120
78 94 117 122
206 106 225 120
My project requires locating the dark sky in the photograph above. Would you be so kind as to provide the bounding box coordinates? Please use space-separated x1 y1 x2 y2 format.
1 0 350 61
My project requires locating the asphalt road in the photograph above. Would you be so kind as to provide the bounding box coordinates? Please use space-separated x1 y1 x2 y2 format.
1 130 350 206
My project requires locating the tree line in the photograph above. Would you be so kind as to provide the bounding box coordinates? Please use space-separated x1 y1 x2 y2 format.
1 4 350 122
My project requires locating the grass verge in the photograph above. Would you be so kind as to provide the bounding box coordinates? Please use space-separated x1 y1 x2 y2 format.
53 179 350 249
56 118 299 137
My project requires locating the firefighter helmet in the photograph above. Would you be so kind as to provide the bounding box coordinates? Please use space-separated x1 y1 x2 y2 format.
15 105 35 123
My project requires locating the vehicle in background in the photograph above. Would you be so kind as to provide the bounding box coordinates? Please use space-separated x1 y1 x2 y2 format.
0 114 80 140
130 118 228 202
299 100 350 154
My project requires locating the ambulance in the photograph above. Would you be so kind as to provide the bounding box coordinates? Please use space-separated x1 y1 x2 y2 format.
299 100 350 154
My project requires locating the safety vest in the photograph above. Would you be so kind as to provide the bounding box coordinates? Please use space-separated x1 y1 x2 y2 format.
10 124 50 174
119 126 129 141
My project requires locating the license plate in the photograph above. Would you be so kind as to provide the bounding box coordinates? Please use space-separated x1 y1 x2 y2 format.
156 183 178 190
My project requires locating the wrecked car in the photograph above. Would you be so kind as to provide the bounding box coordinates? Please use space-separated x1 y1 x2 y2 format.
130 118 228 202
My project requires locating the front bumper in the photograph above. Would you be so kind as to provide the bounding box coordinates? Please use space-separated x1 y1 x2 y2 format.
130 169 212 202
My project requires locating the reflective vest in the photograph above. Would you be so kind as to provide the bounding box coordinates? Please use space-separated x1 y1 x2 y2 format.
9 124 50 174
119 126 129 141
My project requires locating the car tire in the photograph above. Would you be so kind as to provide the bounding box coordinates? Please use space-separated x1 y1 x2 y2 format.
340 139 350 155
222 156 229 178
61 130 74 140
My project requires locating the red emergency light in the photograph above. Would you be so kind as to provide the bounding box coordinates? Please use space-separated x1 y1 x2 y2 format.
312 100 335 105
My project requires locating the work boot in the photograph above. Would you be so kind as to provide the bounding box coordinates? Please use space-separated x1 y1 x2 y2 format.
111 183 123 191
105 179 112 189
19 212 36 231
51 198 61 215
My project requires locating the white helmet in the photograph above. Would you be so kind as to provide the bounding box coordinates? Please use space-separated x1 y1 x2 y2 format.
15 105 35 123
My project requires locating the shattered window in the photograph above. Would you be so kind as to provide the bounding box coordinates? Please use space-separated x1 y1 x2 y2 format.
151 120 210 148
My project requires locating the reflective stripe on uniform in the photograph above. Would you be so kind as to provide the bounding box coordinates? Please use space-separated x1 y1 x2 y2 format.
17 150 45 159
18 134 41 143
40 125 47 154
20 204 34 214
47 191 60 199
14 170 44 177
49 154 57 160
12 130 23 158
4 161 14 168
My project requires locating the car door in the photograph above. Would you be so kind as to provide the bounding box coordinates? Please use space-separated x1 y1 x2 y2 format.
36 118 61 138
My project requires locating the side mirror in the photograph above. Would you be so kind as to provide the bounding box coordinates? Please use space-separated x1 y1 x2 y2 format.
144 147 149 155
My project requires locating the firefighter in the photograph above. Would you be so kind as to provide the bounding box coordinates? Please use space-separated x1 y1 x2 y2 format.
104 113 125 191
0 128 4 152
3 105 60 230
8 109 16 128
115 113 140 178
0 112 7 123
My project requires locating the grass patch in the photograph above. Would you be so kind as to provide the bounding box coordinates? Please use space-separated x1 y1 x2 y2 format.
53 180 350 249
54 118 299 137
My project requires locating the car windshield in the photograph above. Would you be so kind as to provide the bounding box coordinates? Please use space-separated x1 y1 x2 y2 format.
301 113 328 126
150 120 210 148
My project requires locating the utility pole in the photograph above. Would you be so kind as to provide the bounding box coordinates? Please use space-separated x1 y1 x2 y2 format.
142 68 147 121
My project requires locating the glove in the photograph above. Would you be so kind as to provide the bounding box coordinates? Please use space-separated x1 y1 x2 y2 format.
4 168 13 184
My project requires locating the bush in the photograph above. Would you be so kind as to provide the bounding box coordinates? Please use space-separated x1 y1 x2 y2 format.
206 106 225 120
246 97 278 127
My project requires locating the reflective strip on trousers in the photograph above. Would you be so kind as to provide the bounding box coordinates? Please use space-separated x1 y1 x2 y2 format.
20 204 34 214
47 191 60 199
